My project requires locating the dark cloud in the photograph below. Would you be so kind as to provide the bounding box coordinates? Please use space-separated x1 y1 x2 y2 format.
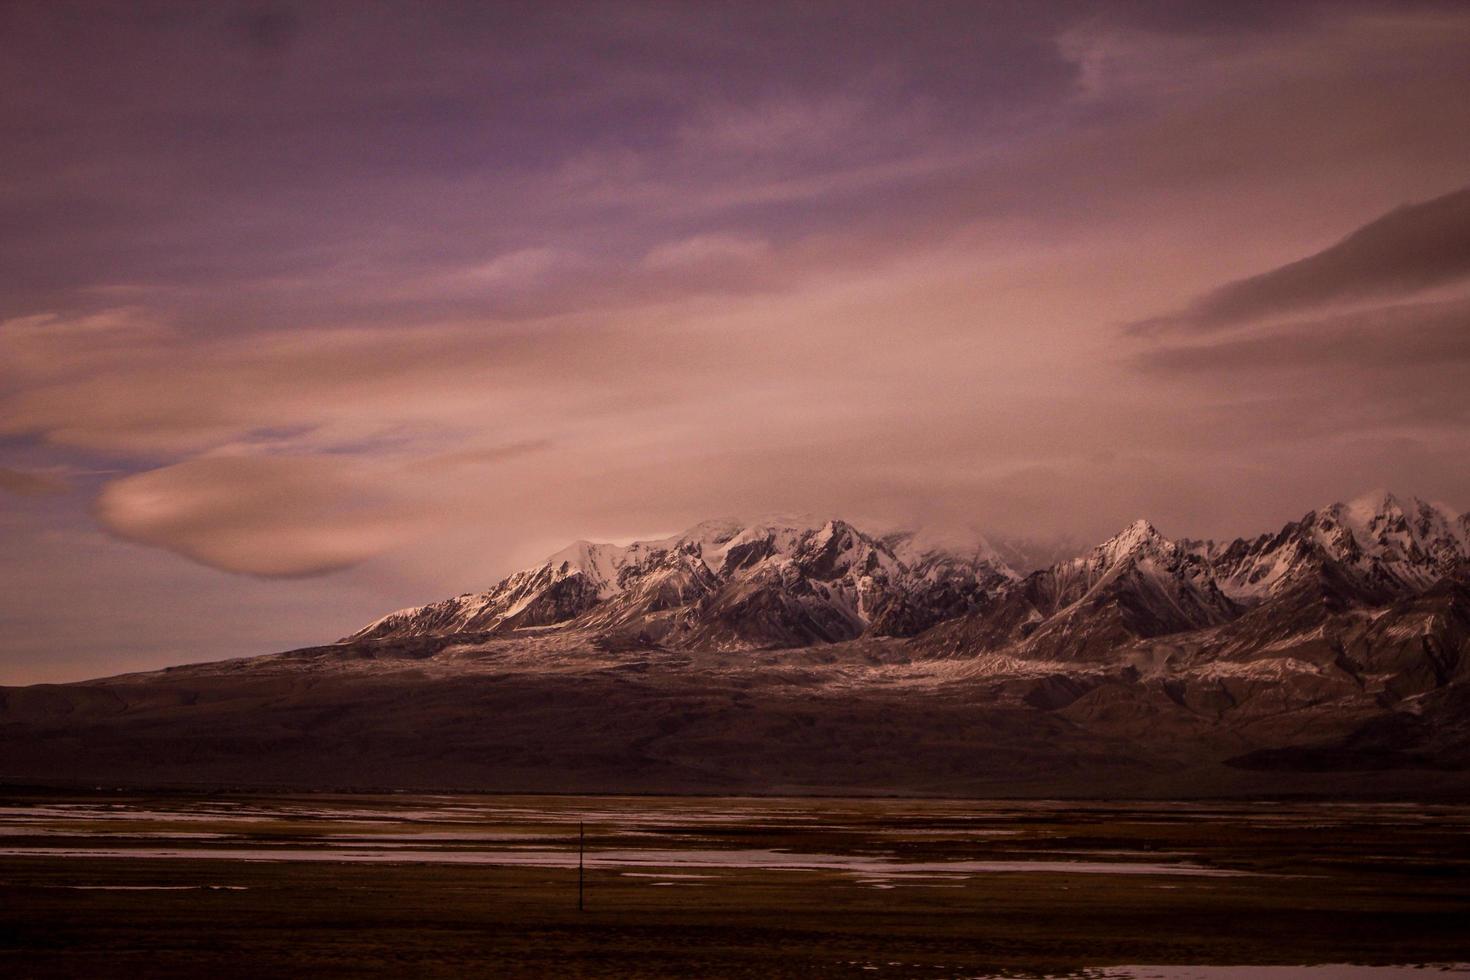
1139 298 1470 373
1132 185 1470 333
1136 299 1470 449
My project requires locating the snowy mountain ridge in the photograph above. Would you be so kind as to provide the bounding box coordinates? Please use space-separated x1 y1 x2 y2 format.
1189 490 1468 605
352 492 1469 652
352 514 1015 647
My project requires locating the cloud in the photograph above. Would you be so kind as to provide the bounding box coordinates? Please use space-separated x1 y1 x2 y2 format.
674 95 869 157
0 467 68 497
0 309 633 456
417 440 554 471
1131 184 1470 333
1139 297 1470 374
1134 298 1470 448
0 308 174 380
641 234 769 270
446 248 567 289
93 455 429 578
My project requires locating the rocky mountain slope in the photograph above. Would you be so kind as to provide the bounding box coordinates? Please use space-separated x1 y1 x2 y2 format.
2 490 1468 796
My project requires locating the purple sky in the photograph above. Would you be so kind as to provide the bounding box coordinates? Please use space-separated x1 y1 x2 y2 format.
3 1 1470 682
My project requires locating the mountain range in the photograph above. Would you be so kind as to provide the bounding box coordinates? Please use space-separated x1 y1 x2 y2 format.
350 517 1016 649
3 490 1469 797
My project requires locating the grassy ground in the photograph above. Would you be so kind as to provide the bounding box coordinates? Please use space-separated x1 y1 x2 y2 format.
2 795 1468 978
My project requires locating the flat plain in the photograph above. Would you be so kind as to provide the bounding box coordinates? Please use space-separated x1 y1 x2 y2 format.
1 793 1468 978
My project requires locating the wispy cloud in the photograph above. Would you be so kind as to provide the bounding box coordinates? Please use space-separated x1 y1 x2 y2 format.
642 234 769 270
443 247 568 289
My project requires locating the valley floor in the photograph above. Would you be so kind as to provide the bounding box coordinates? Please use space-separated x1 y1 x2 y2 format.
1 793 1468 978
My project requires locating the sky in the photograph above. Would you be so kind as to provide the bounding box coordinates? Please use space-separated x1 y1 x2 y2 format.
3 0 1470 683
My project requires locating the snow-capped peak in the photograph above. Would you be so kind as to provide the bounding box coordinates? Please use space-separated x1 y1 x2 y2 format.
541 539 624 587
1200 489 1468 604
1036 518 1184 604
1315 490 1466 575
1092 518 1172 568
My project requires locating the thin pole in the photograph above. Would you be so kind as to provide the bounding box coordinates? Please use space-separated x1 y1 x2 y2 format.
578 820 585 912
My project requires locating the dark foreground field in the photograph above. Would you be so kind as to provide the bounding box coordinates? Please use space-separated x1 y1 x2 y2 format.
1 794 1468 978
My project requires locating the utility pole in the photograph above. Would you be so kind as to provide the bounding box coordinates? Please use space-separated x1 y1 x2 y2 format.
578 820 585 912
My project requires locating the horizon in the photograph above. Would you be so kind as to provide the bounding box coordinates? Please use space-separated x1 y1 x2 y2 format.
4 1 1470 683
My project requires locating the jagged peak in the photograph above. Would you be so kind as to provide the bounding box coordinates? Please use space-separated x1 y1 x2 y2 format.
537 539 625 592
807 516 864 548
1323 488 1465 529
1031 519 1178 596
1093 518 1171 563
533 515 1018 577
1316 489 1466 555
521 515 884 587
1124 517 1162 537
